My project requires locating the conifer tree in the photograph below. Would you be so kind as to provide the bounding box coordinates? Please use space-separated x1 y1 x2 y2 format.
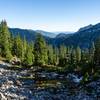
12 34 23 60
23 43 33 66
66 47 71 64
0 20 12 61
94 37 100 66
54 47 59 65
59 45 66 59
89 42 95 65
34 33 48 66
47 45 54 65
21 36 27 62
58 46 65 66
71 49 77 65
76 46 81 63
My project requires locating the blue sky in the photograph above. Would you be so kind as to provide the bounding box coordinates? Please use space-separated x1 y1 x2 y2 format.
0 0 100 32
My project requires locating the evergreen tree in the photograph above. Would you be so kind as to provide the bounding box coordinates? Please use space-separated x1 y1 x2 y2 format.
21 36 27 62
71 49 77 65
94 37 100 66
12 34 23 60
47 45 54 65
0 20 12 61
66 47 71 64
23 43 33 66
76 46 81 63
34 34 48 66
81 49 90 64
89 42 95 63
54 47 59 65
59 45 66 59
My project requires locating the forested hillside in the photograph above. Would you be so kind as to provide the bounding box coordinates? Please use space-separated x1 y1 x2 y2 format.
9 23 100 48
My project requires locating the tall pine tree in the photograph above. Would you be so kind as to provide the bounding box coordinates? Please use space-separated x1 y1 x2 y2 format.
0 20 12 61
34 33 48 66
94 37 100 66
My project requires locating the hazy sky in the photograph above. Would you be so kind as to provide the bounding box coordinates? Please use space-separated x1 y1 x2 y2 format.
0 0 100 32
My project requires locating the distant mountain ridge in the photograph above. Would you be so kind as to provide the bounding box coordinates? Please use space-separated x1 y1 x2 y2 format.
9 22 100 48
36 30 57 38
62 23 100 48
78 24 93 32
9 28 37 42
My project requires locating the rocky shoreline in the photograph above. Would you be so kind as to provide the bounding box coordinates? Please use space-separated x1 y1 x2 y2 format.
0 62 100 100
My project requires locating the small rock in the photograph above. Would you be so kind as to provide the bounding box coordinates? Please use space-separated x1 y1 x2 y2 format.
0 92 7 100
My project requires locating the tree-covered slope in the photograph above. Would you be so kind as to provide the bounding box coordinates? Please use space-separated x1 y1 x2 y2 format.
9 23 100 48
59 23 100 48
